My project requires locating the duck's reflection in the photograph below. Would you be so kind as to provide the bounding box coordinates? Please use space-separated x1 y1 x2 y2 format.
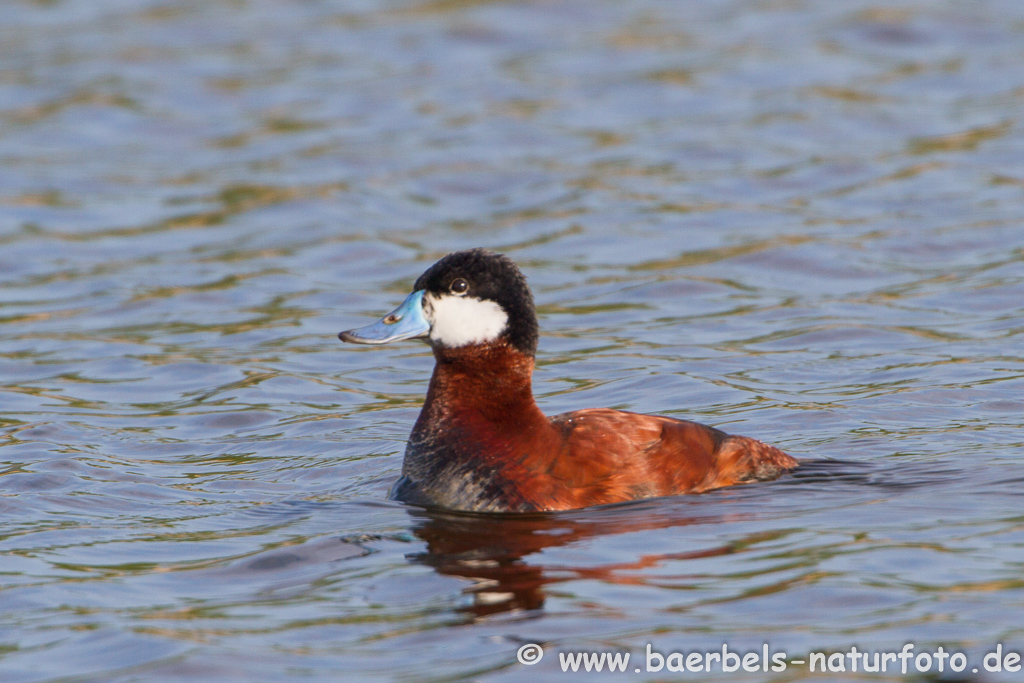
404 500 736 619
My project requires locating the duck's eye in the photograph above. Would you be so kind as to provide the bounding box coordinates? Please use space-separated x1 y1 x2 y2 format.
449 278 469 296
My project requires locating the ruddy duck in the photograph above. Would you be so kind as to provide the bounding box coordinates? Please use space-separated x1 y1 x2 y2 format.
340 249 798 513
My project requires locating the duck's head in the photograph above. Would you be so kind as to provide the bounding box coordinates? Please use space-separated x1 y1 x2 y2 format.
339 249 539 357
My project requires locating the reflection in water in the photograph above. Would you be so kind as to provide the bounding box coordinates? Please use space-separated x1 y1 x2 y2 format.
407 501 737 619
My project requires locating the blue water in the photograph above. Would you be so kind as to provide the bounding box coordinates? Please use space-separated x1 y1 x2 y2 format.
2 0 1024 680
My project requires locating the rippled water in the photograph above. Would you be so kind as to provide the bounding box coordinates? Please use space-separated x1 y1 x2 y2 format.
2 0 1024 680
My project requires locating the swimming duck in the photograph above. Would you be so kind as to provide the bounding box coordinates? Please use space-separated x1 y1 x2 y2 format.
340 249 798 513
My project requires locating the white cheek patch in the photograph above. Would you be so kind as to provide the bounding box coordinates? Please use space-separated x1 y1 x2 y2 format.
425 293 508 347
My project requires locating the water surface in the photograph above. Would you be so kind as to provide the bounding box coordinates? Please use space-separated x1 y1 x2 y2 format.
2 0 1024 680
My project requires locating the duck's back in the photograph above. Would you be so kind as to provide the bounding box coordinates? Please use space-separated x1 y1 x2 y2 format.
532 409 797 510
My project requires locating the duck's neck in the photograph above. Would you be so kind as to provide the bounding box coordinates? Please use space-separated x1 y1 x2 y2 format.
410 341 548 451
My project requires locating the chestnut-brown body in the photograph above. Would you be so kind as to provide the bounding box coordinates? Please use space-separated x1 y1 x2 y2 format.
391 341 798 513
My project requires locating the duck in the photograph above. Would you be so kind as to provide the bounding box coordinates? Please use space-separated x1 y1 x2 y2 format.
339 248 798 513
